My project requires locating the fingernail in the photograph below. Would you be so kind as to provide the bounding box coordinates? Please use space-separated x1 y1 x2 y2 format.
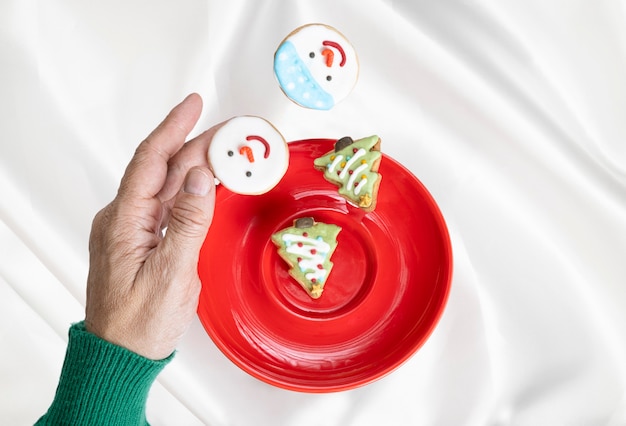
183 169 211 196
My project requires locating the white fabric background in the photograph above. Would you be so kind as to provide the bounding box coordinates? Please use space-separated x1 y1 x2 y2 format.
2 0 626 425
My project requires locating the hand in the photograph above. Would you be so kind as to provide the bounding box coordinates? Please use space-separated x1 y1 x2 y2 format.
85 93 217 360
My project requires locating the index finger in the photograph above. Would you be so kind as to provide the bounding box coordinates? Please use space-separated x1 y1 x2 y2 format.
118 93 203 200
156 122 223 203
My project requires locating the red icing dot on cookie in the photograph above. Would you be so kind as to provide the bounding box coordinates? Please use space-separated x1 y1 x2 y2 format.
317 264 323 269
311 278 317 283
297 257 302 262
353 148 358 153
310 248 317 255
297 242 303 247
302 232 308 237
348 170 353 175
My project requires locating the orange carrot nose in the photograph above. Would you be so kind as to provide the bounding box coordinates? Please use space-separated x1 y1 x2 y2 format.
321 48 334 67
239 146 254 163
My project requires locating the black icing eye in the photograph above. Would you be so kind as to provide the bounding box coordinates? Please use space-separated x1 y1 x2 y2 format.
245 171 252 177
326 75 332 81
227 150 234 157
309 52 315 58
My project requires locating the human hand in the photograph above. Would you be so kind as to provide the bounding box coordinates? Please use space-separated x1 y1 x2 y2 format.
85 93 216 360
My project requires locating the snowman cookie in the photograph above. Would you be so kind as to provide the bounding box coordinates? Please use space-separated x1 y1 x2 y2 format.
207 116 289 195
274 23 359 110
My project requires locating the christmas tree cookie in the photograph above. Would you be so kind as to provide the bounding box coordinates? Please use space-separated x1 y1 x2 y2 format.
271 217 341 299
313 135 382 212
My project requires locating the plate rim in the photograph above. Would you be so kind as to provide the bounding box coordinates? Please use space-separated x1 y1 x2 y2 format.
197 138 453 392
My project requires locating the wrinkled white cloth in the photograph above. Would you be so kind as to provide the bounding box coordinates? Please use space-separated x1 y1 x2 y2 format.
1 0 625 425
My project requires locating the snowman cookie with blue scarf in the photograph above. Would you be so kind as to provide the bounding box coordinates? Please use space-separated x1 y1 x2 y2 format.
274 24 359 110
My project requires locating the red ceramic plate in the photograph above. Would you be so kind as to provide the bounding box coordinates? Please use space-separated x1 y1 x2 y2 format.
198 139 452 392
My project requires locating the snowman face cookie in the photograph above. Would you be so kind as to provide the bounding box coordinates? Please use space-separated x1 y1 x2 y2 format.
274 24 359 110
208 116 289 195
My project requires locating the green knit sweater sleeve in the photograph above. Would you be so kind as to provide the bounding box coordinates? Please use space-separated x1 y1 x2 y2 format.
36 321 173 426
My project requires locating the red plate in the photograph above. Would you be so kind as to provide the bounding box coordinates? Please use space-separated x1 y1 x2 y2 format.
198 139 452 392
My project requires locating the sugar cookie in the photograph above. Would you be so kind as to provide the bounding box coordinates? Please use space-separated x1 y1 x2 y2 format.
207 116 289 195
313 135 382 212
271 217 342 299
274 23 359 110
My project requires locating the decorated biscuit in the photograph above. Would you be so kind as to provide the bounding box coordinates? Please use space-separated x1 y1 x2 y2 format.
207 116 289 195
313 135 382 212
271 217 341 299
274 23 359 110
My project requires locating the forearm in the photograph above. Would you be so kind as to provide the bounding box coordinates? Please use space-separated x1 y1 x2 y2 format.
36 321 172 426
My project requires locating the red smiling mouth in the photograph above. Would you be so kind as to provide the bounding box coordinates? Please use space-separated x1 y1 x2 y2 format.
246 135 270 158
322 40 346 67
239 135 271 163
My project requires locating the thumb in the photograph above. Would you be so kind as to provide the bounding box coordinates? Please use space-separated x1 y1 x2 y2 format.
161 167 216 261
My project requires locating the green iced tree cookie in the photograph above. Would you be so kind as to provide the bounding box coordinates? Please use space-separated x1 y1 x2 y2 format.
313 135 382 211
271 217 341 299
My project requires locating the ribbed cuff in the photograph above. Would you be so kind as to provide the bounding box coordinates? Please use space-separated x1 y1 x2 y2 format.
36 321 173 426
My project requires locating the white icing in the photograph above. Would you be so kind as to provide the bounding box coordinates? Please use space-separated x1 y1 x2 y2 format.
355 177 368 195
339 148 366 179
328 154 344 173
282 233 331 283
282 234 330 252
306 269 327 282
347 163 368 189
207 116 289 195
